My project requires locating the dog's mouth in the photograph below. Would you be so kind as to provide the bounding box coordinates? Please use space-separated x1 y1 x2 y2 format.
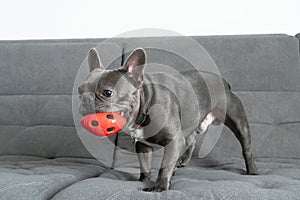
116 109 138 127
116 109 131 121
117 111 125 117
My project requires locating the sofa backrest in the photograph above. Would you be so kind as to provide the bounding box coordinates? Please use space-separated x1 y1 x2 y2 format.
1 34 299 172
112 34 300 172
0 39 122 160
296 33 300 51
193 34 300 161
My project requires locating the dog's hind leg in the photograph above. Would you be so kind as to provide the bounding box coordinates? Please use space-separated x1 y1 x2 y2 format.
222 92 259 175
177 134 196 167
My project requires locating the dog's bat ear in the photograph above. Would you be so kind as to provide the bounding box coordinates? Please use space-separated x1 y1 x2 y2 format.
121 48 146 86
88 48 104 72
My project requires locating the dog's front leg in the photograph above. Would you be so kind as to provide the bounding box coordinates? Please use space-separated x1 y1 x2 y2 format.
145 134 185 192
136 141 153 181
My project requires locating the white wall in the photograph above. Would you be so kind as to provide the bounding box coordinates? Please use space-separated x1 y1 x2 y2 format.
0 0 299 40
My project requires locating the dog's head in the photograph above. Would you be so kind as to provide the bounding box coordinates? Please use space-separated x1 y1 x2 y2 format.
78 48 146 127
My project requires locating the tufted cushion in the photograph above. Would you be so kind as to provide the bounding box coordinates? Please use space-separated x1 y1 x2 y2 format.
0 155 106 200
53 158 300 200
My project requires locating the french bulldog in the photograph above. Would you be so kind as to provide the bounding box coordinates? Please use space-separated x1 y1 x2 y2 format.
78 47 259 192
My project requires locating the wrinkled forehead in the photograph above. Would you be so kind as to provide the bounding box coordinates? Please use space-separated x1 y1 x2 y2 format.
79 69 135 93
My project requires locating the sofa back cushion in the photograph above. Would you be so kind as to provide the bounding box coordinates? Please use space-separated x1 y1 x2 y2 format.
193 34 300 161
296 33 300 51
0 39 122 161
112 34 300 172
1 34 299 171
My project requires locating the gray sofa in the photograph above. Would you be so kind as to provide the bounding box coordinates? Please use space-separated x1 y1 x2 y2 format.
1 34 300 200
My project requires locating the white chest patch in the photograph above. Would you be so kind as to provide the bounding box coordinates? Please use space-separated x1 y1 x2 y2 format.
199 112 216 134
134 128 145 139
133 128 162 148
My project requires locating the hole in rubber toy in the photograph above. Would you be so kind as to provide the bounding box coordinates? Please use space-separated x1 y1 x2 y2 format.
91 121 98 126
106 114 114 119
106 127 114 132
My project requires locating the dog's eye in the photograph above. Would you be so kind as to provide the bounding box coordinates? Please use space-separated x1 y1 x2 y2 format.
103 90 113 97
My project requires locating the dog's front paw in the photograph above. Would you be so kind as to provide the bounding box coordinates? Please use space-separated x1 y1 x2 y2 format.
177 160 188 168
138 172 151 182
177 157 190 168
247 167 259 175
247 162 259 175
143 179 170 192
143 186 168 192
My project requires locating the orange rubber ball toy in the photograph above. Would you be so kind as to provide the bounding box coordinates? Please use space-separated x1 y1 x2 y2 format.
80 112 126 136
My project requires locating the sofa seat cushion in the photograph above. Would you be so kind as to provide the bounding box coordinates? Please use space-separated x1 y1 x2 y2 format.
0 155 107 200
52 158 300 200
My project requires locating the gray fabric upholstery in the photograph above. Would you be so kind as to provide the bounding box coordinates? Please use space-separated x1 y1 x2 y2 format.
0 155 106 200
0 39 123 158
193 35 300 161
195 35 300 91
122 35 300 91
1 34 300 199
113 34 300 169
53 158 300 200
296 33 300 49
